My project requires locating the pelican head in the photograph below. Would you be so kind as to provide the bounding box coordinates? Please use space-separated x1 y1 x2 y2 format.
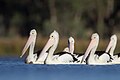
81 33 99 63
63 47 69 52
20 29 37 63
69 37 75 44
30 29 37 36
91 33 99 40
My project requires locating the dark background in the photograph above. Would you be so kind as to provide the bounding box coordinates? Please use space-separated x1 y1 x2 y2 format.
0 0 120 56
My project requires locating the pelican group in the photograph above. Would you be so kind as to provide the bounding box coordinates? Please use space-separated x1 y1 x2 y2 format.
20 29 120 65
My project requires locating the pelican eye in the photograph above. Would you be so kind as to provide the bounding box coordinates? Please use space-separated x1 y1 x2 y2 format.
92 36 95 39
111 38 114 40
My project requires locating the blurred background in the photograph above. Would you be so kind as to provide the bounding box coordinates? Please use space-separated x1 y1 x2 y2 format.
0 0 120 56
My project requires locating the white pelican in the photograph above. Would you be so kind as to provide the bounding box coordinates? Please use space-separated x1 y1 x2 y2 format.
68 37 75 54
105 35 117 58
61 37 75 54
56 37 78 63
61 37 75 56
81 33 111 65
20 29 48 64
105 35 120 64
53 37 75 61
20 29 37 63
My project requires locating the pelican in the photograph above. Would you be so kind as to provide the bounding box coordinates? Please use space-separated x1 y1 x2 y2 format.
20 29 37 63
81 33 111 65
55 37 78 63
106 35 117 57
53 37 75 60
106 35 120 64
68 37 75 54
61 37 75 54
74 34 101 64
20 29 48 64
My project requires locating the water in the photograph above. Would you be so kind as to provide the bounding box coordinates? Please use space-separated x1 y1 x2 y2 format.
0 57 120 80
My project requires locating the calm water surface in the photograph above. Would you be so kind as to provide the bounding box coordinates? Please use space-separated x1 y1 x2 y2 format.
0 57 120 80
